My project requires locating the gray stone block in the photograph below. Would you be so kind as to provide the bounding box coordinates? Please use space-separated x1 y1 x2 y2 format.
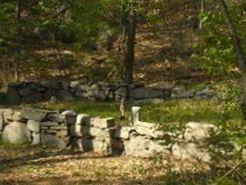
41 134 66 149
76 114 91 126
31 132 40 145
41 122 59 127
90 117 115 128
114 127 136 140
82 126 115 139
27 120 40 132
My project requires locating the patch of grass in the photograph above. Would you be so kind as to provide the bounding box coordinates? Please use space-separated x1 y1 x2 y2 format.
37 98 243 131
140 99 242 131
42 101 122 118
0 141 29 149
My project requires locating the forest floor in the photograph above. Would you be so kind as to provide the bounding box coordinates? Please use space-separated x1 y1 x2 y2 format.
0 145 167 185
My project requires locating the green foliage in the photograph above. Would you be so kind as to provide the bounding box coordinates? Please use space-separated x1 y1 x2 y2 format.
211 177 238 185
192 3 246 77
217 83 241 124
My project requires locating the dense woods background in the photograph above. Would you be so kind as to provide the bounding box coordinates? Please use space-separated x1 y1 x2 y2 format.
0 0 245 86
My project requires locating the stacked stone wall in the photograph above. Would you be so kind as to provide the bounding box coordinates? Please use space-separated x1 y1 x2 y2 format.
0 79 216 105
0 107 220 163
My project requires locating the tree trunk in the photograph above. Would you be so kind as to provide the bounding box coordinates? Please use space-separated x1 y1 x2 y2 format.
14 0 22 82
217 0 246 120
122 0 136 85
199 0 204 29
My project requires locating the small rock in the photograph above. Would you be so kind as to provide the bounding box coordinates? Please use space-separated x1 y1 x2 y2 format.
5 110 24 122
31 132 40 145
70 81 80 88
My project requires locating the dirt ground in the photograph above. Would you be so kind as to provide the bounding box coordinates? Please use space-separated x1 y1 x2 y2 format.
0 146 168 185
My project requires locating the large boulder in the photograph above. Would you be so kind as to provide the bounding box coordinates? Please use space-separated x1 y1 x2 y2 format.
124 135 170 158
184 122 218 143
2 122 31 144
172 142 211 163
135 122 164 139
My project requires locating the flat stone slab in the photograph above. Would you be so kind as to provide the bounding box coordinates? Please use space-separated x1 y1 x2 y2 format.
21 108 55 121
41 122 59 127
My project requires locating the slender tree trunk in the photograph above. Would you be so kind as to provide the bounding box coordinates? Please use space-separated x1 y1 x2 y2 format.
199 0 204 29
14 0 22 82
122 0 136 85
217 0 246 120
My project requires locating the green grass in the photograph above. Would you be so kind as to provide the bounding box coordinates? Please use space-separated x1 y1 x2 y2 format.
37 99 243 131
0 140 29 149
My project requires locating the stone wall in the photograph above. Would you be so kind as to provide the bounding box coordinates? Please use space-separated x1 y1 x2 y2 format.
0 79 216 105
0 107 219 162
